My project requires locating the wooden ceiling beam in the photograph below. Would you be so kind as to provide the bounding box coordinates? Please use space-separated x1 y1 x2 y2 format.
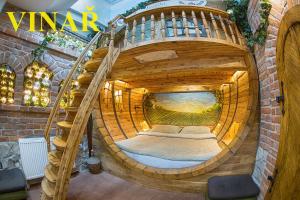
109 72 233 82
110 56 246 81
127 76 232 88
146 85 220 93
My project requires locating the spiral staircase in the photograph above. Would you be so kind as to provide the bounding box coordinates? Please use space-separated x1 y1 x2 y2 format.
40 27 120 200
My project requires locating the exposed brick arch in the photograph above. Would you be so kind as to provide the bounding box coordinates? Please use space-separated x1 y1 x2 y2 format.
248 0 300 199
0 4 76 142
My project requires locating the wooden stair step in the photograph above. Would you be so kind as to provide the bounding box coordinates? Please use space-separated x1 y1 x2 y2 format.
77 72 94 85
92 47 108 59
57 121 73 130
41 192 52 200
48 151 61 168
84 58 103 72
41 179 55 198
44 165 57 183
65 106 78 113
53 137 67 151
64 107 79 121
71 88 86 97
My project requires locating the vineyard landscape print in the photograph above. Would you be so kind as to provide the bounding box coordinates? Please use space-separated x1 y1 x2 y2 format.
144 92 221 126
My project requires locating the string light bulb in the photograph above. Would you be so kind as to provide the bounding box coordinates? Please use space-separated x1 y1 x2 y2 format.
23 61 53 107
0 64 16 105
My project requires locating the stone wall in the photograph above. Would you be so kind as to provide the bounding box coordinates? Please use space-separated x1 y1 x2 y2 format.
248 0 299 199
0 4 80 169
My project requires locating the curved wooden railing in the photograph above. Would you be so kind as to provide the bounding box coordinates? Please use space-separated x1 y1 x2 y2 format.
118 6 246 49
44 32 106 151
54 35 120 200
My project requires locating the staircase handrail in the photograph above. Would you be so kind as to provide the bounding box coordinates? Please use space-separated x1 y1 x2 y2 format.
44 32 106 151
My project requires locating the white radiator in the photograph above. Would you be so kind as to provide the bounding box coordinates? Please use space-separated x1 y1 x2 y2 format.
19 137 54 180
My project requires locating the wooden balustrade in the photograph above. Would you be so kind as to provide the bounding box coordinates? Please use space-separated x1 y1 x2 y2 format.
121 6 246 49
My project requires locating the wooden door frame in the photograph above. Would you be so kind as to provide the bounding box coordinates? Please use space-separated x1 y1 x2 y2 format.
265 5 300 199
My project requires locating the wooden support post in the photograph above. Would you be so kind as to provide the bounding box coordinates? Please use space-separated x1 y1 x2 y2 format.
131 19 137 44
56 111 60 136
201 11 211 38
171 11 178 37
192 10 200 37
124 23 129 47
141 16 146 41
87 115 93 157
151 14 155 39
104 36 109 47
160 12 166 38
210 12 221 39
182 10 189 37
228 21 237 44
219 15 230 41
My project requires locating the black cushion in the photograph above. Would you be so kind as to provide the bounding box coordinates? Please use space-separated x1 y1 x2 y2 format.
0 168 26 194
208 174 260 200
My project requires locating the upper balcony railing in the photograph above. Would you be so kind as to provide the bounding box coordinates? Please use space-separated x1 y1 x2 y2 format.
114 6 247 49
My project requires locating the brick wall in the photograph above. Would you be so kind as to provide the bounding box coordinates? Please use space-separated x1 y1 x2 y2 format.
248 0 299 199
0 4 80 142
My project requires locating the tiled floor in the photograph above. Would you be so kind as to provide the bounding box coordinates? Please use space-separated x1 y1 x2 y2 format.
28 172 204 200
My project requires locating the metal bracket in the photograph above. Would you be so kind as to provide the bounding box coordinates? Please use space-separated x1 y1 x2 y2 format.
276 81 285 115
276 95 284 103
268 169 279 193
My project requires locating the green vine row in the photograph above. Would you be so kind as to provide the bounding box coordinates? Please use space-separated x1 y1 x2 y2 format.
31 32 89 60
225 0 272 49
31 34 55 61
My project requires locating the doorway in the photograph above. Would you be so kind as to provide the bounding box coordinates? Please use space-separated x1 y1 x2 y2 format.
268 5 300 200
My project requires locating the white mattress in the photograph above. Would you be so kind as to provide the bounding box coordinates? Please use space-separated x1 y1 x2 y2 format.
116 131 221 169
123 150 203 169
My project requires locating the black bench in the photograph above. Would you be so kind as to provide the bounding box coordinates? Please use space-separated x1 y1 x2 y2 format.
0 168 27 200
208 174 260 200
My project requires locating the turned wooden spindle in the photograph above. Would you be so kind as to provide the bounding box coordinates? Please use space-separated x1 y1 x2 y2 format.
124 23 129 47
160 12 166 38
228 21 237 44
171 11 178 37
191 10 200 37
201 11 211 38
210 12 221 39
234 23 244 45
182 10 189 37
151 14 155 39
141 16 146 41
219 15 230 41
131 19 137 44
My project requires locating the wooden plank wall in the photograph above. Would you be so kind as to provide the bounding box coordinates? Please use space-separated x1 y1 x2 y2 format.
94 72 259 192
100 83 126 141
130 88 146 132
222 72 250 144
100 82 146 141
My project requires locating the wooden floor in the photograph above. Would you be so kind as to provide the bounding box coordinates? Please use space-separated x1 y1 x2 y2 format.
28 172 204 200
